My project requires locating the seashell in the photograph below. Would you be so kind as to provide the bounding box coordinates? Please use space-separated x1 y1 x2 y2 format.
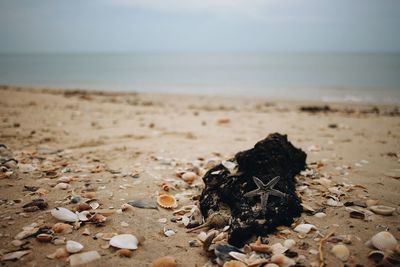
189 239 201 247
223 260 247 267
121 203 135 212
331 244 350 261
51 207 79 222
117 249 133 257
181 215 190 226
371 231 398 251
349 210 365 220
271 254 296 267
66 240 84 253
1 250 31 261
46 248 69 259
76 203 91 212
197 231 207 242
221 160 237 172
11 240 24 247
109 234 138 250
82 228 91 235
52 222 73 233
54 182 70 190
77 211 92 222
366 199 379 207
368 250 385 263
283 239 296 249
151 256 176 267
99 232 116 240
164 228 176 237
128 199 158 209
228 251 247 262
36 233 53 242
249 237 271 253
369 205 395 216
89 214 106 224
314 212 326 218
181 172 197 184
68 251 101 267
88 201 100 210
271 243 288 255
294 224 316 234
15 227 39 240
157 194 178 209
53 236 66 245
57 176 72 183
83 192 96 199
326 198 342 207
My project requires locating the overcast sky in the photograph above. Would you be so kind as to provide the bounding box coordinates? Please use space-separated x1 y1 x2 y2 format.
0 0 399 53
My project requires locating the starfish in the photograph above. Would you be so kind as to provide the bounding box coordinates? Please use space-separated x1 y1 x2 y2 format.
244 176 288 211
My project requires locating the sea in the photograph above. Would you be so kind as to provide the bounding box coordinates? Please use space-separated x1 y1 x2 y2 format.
0 52 399 103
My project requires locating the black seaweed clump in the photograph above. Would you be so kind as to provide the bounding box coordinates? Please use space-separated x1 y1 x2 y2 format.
199 133 306 247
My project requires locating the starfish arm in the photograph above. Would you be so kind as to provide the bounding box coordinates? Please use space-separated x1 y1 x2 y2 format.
269 189 287 198
265 176 281 188
244 189 262 198
260 193 269 209
252 176 266 188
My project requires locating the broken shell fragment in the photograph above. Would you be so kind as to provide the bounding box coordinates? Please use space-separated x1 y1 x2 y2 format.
371 231 398 251
109 234 138 250
51 207 79 222
294 224 316 234
1 250 31 261
369 205 395 216
69 251 101 267
157 194 178 209
151 256 177 267
52 222 73 233
181 171 197 184
223 260 247 267
66 240 84 253
331 244 350 261
47 248 69 259
271 254 296 267
164 228 176 237
117 249 133 257
368 250 385 263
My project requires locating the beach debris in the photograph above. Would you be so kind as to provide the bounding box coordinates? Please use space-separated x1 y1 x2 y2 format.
331 244 350 261
199 133 306 246
109 234 138 250
22 199 48 212
164 228 176 237
151 256 177 267
299 105 332 113
128 199 158 209
369 205 395 216
223 260 247 267
66 240 84 253
371 231 397 251
1 250 31 261
47 248 69 259
157 194 178 209
68 251 101 267
51 207 79 222
294 223 316 234
117 249 133 257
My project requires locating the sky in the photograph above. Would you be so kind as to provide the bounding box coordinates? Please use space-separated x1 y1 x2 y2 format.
0 0 399 53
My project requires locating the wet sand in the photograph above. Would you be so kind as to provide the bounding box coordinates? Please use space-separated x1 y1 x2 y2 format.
0 86 399 266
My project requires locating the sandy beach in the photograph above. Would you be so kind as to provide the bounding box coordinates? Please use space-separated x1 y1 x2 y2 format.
0 85 399 267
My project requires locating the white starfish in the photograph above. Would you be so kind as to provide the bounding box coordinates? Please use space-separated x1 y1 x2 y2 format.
244 176 288 211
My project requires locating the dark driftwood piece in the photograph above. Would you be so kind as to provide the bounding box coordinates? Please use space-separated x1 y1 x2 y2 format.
199 133 306 246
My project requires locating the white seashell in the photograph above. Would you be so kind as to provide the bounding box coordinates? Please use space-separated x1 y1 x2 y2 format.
69 251 101 267
331 244 350 261
57 176 72 183
283 239 296 249
221 160 237 172
109 234 138 250
77 211 91 222
371 231 398 251
228 251 247 262
181 172 197 184
271 243 287 255
197 231 207 242
326 198 342 207
51 207 79 222
54 182 70 190
369 205 395 216
66 240 84 253
89 201 100 210
314 212 327 218
294 224 316 234
1 250 31 261
164 228 176 237
271 254 296 267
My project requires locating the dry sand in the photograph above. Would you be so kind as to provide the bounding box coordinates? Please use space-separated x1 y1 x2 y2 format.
0 86 399 266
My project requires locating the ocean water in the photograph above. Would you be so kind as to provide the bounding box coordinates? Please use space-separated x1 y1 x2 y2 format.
0 52 399 103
